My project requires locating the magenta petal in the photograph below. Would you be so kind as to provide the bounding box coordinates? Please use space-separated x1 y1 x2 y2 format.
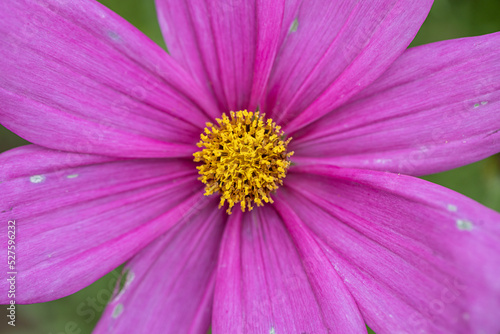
155 0 295 112
292 32 500 175
212 207 366 334
0 145 206 303
94 199 224 334
0 0 219 158
284 165 500 333
265 0 433 132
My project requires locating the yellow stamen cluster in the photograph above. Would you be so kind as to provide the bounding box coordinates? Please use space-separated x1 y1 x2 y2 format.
194 110 293 214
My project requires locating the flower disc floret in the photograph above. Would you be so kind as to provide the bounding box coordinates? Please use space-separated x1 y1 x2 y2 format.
194 110 293 214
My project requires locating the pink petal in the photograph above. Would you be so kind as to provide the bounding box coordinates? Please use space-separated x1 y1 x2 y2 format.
212 207 366 333
94 199 225 334
283 165 500 333
292 33 500 175
0 145 206 303
265 0 433 132
0 0 219 158
155 0 297 112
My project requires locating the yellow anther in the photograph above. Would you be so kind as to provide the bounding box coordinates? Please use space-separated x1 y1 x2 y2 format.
193 110 293 214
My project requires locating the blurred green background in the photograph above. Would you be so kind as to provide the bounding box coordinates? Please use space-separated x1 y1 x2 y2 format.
1 0 499 333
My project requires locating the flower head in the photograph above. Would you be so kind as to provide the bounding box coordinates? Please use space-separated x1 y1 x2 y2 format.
1 1 499 333
194 110 293 213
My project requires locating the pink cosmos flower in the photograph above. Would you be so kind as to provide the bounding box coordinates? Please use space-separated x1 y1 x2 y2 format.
1 0 500 333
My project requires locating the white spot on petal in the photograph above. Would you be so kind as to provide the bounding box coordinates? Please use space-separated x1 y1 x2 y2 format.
473 101 488 108
456 219 473 231
112 270 136 302
30 175 46 183
96 9 107 19
112 303 124 319
447 204 457 212
289 18 299 33
67 174 79 179
126 271 135 285
107 30 121 42
269 327 276 334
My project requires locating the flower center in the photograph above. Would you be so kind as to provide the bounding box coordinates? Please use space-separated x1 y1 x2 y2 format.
194 110 293 214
